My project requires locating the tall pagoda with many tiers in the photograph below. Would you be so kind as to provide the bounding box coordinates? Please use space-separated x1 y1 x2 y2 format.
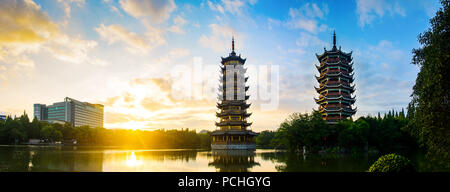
314 32 356 124
210 37 258 150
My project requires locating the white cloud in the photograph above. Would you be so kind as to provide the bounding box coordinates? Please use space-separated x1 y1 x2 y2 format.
57 0 85 25
152 48 190 66
208 0 225 14
45 33 101 64
295 32 328 49
289 3 328 19
102 0 123 17
198 24 240 53
96 23 165 54
207 0 256 15
356 0 406 27
286 3 329 33
168 15 187 34
119 0 176 23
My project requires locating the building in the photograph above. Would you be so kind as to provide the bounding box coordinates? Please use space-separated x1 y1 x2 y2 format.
0 115 6 121
33 104 48 121
314 32 357 124
33 97 104 128
210 37 258 150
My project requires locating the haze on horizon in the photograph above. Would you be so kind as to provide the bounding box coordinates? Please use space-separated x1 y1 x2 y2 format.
0 0 441 132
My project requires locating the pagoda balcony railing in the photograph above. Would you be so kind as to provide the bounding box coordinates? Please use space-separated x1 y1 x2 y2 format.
327 71 352 76
318 95 353 100
316 85 354 93
325 95 355 100
218 86 249 92
324 84 353 90
218 109 250 114
317 61 353 70
218 94 250 100
326 92 351 97
325 82 351 87
216 121 252 127
221 109 244 113
220 118 248 122
323 107 355 112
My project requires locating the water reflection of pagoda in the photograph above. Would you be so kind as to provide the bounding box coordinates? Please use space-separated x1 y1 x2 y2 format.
208 150 260 172
210 37 258 149
314 32 356 124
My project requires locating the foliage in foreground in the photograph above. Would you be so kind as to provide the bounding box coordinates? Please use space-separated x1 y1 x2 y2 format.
407 0 450 166
368 154 415 172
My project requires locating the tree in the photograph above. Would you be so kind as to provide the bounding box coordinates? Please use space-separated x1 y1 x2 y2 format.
256 131 275 148
40 125 62 142
272 112 329 152
30 117 41 139
408 0 450 165
368 154 415 172
337 118 369 152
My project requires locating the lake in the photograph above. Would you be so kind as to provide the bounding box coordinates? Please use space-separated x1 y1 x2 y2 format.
0 145 439 172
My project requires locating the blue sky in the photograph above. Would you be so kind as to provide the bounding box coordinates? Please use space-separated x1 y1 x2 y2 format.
0 0 442 131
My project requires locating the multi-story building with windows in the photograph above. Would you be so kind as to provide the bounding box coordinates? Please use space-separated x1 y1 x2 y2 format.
33 97 104 128
34 104 48 121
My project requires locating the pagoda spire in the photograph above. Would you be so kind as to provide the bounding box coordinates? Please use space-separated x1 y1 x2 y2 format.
332 30 337 50
232 36 235 54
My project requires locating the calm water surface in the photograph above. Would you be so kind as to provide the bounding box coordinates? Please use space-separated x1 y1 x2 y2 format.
0 145 432 172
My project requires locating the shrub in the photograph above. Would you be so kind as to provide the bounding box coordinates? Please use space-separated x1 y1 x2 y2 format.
368 154 415 172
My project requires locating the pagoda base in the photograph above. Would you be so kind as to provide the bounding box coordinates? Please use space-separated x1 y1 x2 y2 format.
211 143 256 150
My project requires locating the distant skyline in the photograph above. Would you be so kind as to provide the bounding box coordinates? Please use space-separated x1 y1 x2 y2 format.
0 0 442 132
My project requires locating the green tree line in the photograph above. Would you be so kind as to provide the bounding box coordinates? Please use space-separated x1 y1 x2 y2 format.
0 113 211 149
256 110 416 154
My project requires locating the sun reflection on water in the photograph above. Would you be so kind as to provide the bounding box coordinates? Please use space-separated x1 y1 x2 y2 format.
126 152 142 167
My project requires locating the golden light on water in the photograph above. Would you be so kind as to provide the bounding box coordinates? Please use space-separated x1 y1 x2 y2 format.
125 152 142 167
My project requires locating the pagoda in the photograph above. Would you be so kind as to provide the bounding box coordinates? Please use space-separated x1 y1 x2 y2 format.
210 37 258 150
314 32 356 124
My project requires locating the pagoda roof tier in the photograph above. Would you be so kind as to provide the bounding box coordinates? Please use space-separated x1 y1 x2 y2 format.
217 101 251 108
215 121 252 127
316 61 353 71
321 107 357 114
315 84 355 93
316 50 353 62
218 95 250 101
314 95 356 104
219 75 248 82
316 87 355 94
315 72 354 82
322 111 355 117
210 130 259 136
218 86 249 92
216 111 252 117
221 52 247 64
